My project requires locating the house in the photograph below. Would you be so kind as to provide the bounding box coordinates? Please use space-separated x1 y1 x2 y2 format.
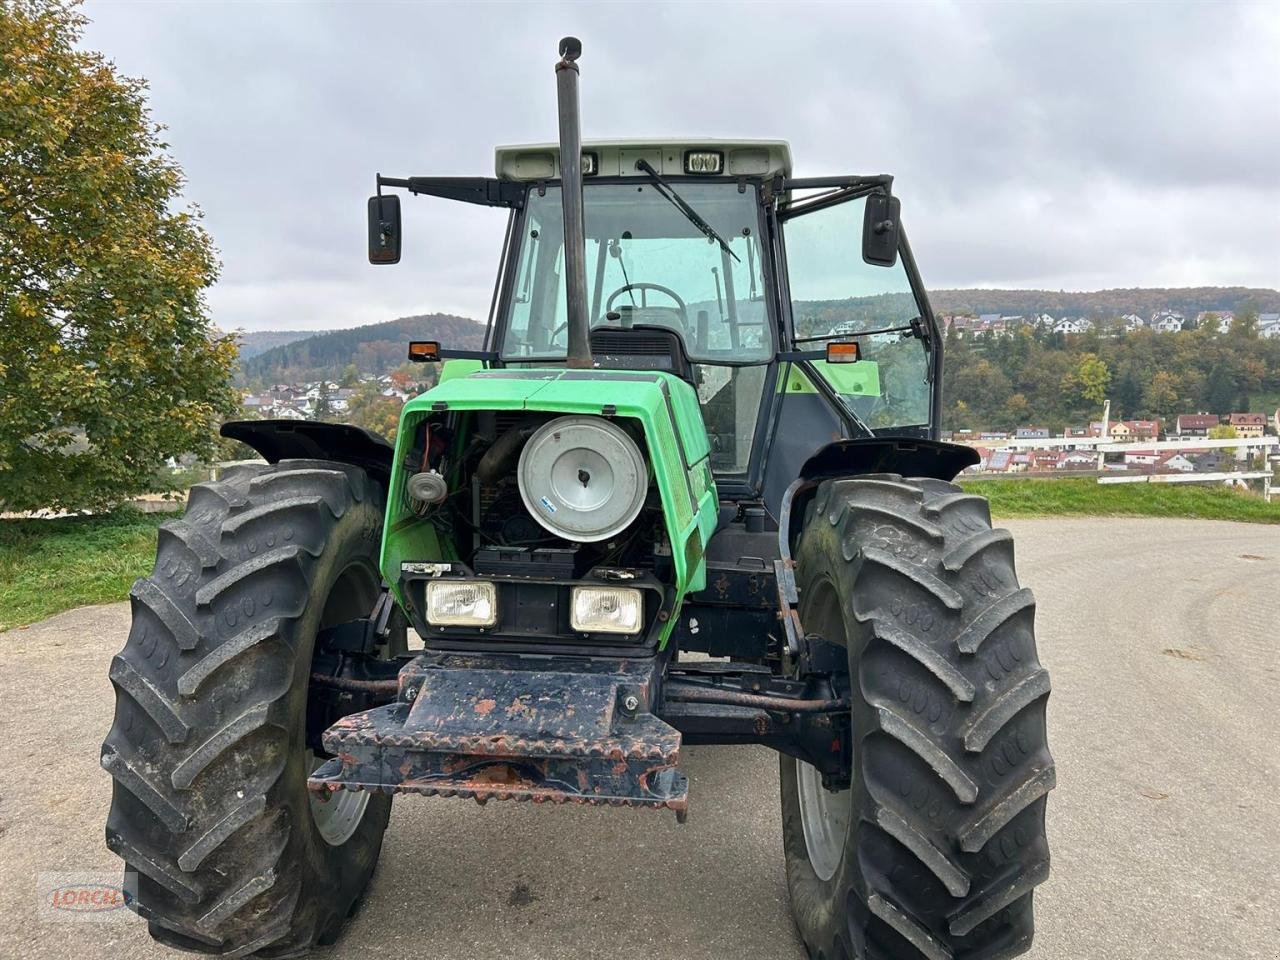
1123 449 1161 467
987 450 1012 473
1121 314 1145 332
1260 320 1280 340
1028 451 1060 472
273 406 307 421
980 431 1011 442
1033 313 1055 327
1149 310 1186 333
1053 317 1088 335
1122 420 1161 442
1015 426 1050 440
1176 413 1220 436
1229 413 1266 438
1008 452 1031 473
1107 421 1133 441
1157 452 1196 473
1088 420 1111 437
1058 450 1097 470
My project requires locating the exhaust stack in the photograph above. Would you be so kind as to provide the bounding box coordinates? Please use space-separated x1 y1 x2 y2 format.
555 37 592 368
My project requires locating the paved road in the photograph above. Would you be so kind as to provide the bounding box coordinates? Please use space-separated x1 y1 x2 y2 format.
1 518 1277 959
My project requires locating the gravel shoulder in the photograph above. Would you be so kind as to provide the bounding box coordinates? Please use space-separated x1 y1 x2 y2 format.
1 517 1276 959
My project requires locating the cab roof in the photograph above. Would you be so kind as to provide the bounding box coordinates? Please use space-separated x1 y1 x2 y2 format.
494 139 792 181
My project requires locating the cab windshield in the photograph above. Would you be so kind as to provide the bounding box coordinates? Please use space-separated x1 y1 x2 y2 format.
501 182 772 474
501 182 770 363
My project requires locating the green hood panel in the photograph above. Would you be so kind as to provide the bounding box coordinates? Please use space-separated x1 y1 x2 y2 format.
381 367 719 644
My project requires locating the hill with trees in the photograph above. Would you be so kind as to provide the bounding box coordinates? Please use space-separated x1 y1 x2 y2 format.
929 286 1280 319
240 313 484 384
235 329 313 359
942 311 1280 433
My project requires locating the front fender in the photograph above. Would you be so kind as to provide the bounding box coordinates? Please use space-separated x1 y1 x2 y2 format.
780 437 980 557
221 419 395 488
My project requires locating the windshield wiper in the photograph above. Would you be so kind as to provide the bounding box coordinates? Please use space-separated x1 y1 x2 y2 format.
634 159 740 262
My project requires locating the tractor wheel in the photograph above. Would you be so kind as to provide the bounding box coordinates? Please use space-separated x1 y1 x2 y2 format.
781 475 1054 960
101 460 392 956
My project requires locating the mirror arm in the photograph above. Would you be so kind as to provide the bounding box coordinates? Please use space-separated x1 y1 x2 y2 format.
377 174 525 209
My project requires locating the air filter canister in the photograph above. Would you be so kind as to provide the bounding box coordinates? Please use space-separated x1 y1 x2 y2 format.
516 415 648 543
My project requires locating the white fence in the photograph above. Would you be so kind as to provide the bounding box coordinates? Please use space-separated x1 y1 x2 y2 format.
975 435 1277 502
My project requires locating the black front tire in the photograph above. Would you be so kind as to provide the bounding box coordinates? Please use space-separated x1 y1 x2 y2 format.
102 460 391 956
781 475 1054 960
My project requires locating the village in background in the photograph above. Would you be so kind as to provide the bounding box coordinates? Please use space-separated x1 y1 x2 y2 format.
226 300 1280 498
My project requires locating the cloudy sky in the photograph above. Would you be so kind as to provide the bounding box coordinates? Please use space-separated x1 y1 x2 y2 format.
82 1 1279 333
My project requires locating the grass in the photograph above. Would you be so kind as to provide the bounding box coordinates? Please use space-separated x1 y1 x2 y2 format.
0 509 169 632
963 476 1280 524
0 476 1275 631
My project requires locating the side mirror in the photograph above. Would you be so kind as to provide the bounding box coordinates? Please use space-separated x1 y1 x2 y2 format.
368 195 401 264
862 193 900 267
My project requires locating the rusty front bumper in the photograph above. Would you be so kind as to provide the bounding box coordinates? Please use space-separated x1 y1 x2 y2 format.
308 650 688 820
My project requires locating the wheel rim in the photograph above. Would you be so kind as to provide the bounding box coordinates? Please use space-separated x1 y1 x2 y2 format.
307 561 379 847
308 752 371 846
795 577 852 882
796 758 851 881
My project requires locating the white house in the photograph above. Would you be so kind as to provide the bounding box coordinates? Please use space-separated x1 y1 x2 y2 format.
1150 310 1186 333
1157 452 1196 473
1053 317 1088 334
1121 314 1144 332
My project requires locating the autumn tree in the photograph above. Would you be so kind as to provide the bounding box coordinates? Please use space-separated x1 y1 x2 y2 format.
0 1 236 511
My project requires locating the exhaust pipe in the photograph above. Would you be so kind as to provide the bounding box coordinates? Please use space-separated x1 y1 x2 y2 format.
555 37 592 369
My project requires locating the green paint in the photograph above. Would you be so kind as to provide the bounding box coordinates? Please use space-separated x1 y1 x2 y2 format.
778 361 880 397
380 367 719 645
812 359 881 396
438 358 484 384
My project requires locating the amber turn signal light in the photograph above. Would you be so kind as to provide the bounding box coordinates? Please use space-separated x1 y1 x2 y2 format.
407 341 441 362
825 341 861 363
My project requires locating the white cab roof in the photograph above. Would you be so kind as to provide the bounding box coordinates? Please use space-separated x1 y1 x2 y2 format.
494 139 792 181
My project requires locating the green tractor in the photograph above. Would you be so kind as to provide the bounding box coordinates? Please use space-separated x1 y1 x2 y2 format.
103 38 1054 960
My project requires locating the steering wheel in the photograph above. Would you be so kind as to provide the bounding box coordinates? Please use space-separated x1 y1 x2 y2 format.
605 283 689 325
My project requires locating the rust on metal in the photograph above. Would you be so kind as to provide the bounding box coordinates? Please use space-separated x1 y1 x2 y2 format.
308 649 689 819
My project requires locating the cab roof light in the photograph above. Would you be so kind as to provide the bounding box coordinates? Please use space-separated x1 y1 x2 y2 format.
683 150 724 175
407 340 441 362
826 341 861 364
581 151 599 176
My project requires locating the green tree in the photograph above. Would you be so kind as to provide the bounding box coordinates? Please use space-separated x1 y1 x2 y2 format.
312 393 332 421
340 363 360 387
1073 353 1111 405
0 2 236 511
1208 423 1239 459
1229 304 1259 339
1204 363 1236 413
346 381 402 440
1142 371 1179 420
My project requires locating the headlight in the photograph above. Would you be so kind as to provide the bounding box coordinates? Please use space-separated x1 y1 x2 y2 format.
426 580 497 627
571 586 643 634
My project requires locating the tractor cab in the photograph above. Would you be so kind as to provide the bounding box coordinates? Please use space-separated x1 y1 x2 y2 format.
374 137 942 508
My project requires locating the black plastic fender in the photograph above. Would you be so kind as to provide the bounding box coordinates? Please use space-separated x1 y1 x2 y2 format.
221 419 395 488
779 436 979 556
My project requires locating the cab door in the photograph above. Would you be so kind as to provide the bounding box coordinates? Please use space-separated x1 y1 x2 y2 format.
760 187 937 512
